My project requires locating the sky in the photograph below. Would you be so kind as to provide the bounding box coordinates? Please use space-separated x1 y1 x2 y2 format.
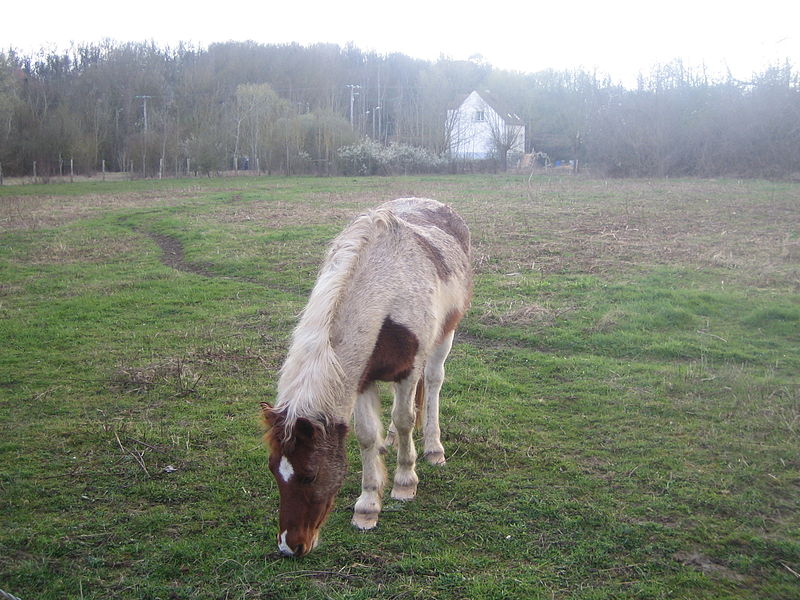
4 0 799 86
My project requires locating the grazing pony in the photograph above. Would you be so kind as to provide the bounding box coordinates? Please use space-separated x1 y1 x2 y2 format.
261 198 472 557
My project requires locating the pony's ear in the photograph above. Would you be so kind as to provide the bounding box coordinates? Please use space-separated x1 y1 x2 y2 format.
260 402 276 425
260 403 284 453
294 417 319 443
333 421 349 438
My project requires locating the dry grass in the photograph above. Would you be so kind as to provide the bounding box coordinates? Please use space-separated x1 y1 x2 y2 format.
204 199 357 230
202 181 453 230
110 345 281 397
110 358 203 396
0 189 203 232
458 177 800 289
4 176 797 288
478 300 570 328
590 308 628 333
23 233 144 265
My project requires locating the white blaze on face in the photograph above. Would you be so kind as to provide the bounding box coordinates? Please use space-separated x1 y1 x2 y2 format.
278 529 293 556
278 455 295 482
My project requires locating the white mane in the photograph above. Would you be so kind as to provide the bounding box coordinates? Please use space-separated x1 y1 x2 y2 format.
275 207 397 428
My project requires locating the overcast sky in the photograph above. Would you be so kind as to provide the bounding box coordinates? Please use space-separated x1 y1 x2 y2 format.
5 0 798 86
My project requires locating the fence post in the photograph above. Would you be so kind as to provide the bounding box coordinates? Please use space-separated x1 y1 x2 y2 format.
0 162 3 185
33 161 37 182
102 159 106 181
70 158 74 183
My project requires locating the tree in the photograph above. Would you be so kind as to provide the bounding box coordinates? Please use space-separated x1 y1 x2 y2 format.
485 110 525 170
0 53 23 171
235 83 284 172
1 41 799 179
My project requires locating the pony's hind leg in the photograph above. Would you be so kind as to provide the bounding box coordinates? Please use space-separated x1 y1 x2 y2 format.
383 400 397 450
390 375 420 500
423 331 454 466
352 384 387 530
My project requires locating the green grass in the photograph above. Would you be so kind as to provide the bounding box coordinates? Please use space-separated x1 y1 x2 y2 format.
1 174 799 599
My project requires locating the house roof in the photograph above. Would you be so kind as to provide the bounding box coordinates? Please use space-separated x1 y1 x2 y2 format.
455 90 524 126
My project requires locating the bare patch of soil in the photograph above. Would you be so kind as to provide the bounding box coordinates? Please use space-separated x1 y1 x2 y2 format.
110 358 202 396
110 346 277 395
674 551 746 582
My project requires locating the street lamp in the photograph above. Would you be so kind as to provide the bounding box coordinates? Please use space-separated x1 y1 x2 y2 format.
346 84 361 128
371 106 381 140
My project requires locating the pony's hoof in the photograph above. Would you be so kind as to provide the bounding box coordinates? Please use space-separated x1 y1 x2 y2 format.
391 483 417 501
424 451 446 466
352 511 379 530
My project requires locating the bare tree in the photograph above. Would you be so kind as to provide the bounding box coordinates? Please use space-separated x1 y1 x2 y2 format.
485 110 524 170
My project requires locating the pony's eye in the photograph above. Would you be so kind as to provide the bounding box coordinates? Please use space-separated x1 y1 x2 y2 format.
298 474 317 485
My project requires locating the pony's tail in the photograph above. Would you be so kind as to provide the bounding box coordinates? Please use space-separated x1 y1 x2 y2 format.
414 375 425 430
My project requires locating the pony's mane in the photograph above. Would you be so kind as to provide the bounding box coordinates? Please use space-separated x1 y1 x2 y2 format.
274 207 398 429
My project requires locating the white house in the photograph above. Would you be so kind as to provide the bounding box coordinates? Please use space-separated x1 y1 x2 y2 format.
447 90 526 164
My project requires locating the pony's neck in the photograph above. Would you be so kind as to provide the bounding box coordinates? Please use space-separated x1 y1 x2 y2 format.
275 318 346 427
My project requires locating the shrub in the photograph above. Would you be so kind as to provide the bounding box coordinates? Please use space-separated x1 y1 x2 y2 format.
336 140 447 176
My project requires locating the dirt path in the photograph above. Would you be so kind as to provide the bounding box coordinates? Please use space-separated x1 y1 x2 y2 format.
142 230 218 278
135 226 307 296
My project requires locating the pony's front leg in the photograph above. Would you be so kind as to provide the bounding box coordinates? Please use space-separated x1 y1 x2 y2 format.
352 384 387 530
390 375 420 500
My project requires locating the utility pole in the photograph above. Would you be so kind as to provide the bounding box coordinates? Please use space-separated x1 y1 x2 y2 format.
346 84 360 129
114 108 123 170
135 95 152 177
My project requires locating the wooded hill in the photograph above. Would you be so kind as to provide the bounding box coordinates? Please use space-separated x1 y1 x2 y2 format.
1 41 798 179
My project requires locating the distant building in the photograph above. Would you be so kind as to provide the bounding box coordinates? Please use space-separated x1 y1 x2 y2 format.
447 90 525 165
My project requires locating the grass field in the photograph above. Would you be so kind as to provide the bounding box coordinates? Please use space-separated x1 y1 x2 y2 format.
1 174 798 599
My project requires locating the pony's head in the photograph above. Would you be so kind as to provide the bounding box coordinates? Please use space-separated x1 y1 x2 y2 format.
260 403 348 557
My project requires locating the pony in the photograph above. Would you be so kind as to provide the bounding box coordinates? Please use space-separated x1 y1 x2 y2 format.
260 197 472 557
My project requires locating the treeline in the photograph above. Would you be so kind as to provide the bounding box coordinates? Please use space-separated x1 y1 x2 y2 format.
0 41 798 179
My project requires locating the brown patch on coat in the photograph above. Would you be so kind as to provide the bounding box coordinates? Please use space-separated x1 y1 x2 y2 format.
412 231 451 280
422 204 471 256
358 317 419 393
438 309 466 344
402 204 471 257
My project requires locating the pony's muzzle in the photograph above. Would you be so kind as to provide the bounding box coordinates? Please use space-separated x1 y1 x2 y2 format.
277 529 319 558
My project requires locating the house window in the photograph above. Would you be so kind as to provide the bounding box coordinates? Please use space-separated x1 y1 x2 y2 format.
474 110 485 122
